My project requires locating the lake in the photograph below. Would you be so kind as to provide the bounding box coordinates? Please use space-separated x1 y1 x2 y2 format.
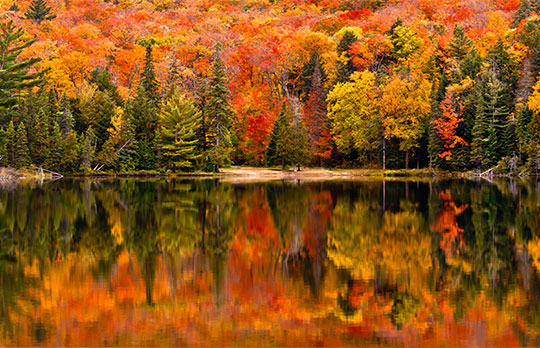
0 178 539 347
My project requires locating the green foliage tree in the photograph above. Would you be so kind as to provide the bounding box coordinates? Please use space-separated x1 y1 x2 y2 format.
160 87 201 172
24 0 56 24
89 68 123 106
278 104 310 170
204 51 233 172
265 103 287 166
33 108 50 166
59 129 79 172
80 126 95 172
14 122 30 168
5 120 15 166
336 30 358 83
0 20 42 122
0 128 7 167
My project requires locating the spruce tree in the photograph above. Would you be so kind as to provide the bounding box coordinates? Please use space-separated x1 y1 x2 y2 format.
139 39 160 106
0 129 7 167
34 108 50 166
47 121 62 171
14 122 30 168
278 105 310 171
336 30 358 83
89 68 123 106
5 120 15 166
58 94 74 135
0 20 42 122
24 0 56 24
305 57 327 162
160 87 201 172
204 50 233 172
265 103 286 166
80 126 95 172
60 130 79 172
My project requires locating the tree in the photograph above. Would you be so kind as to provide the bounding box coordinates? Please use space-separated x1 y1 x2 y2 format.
327 71 379 163
33 108 50 166
204 50 233 172
0 129 6 167
0 21 42 122
59 130 79 172
160 87 201 172
265 103 287 166
24 0 56 24
14 122 30 168
304 57 327 164
432 92 468 161
512 0 540 27
278 103 310 170
139 39 160 106
5 120 15 166
336 30 358 83
379 74 431 169
80 126 95 172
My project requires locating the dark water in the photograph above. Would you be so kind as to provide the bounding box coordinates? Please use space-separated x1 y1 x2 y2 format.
1 178 540 347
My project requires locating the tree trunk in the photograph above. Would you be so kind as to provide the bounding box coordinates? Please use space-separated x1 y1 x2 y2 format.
405 150 409 170
281 157 285 171
382 138 386 171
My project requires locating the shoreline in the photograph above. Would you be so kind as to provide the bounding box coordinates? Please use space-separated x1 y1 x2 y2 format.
0 166 534 183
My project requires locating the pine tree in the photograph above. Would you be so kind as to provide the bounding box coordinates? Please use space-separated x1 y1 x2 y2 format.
204 50 233 172
118 113 137 172
471 101 487 168
0 20 42 122
14 122 30 168
527 112 540 173
336 30 358 83
24 0 56 24
265 103 286 166
160 87 201 172
447 26 481 81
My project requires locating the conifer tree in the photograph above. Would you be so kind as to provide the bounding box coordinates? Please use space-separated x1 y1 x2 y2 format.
336 30 358 83
304 57 327 163
139 39 160 106
80 126 95 172
24 0 56 24
47 121 62 170
204 49 233 172
58 94 74 135
0 129 6 167
60 130 78 172
34 108 50 166
0 20 42 122
278 105 310 171
160 87 201 172
5 120 15 166
512 0 540 27
89 68 123 106
265 103 286 166
14 122 30 168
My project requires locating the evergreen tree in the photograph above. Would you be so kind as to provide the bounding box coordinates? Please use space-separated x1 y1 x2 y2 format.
512 0 540 27
447 26 481 81
118 113 137 172
304 57 327 163
265 103 286 166
5 120 15 166
80 126 95 172
58 94 74 135
24 0 56 24
89 68 123 106
278 105 310 170
336 30 358 83
160 87 201 172
33 108 50 166
139 39 160 106
527 112 540 173
204 50 233 172
0 20 42 122
14 122 30 168
59 129 79 172
47 121 62 170
135 137 156 170
0 128 7 167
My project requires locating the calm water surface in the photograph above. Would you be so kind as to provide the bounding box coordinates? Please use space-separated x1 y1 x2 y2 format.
1 178 540 347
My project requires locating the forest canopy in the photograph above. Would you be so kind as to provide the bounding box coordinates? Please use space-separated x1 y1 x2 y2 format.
0 0 539 174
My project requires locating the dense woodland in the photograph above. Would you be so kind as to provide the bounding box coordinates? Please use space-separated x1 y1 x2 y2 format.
1 0 540 173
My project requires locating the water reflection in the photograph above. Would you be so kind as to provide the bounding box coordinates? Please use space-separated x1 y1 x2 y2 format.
0 178 540 346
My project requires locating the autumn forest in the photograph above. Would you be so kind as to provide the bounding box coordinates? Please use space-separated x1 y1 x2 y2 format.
1 0 540 173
